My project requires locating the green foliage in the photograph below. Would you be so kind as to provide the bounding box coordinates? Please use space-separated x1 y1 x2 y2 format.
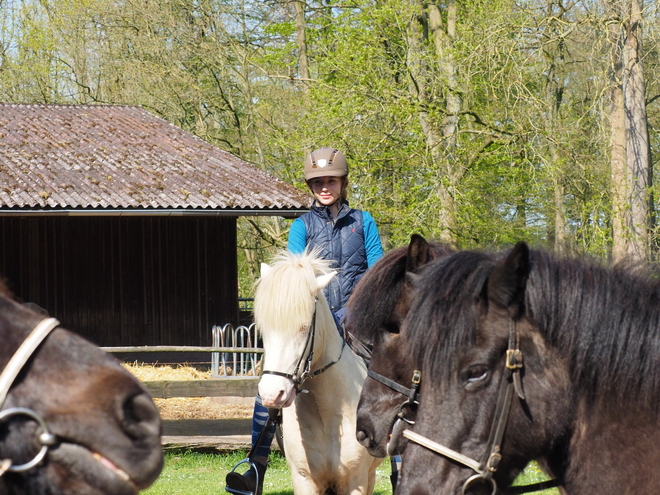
1 0 660 259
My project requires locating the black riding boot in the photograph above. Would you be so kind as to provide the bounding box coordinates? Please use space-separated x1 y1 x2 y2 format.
226 461 267 495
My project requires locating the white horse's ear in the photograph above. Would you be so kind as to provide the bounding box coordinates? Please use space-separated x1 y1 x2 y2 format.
316 271 336 290
261 263 272 277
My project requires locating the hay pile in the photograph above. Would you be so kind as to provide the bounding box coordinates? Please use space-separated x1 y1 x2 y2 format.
122 363 254 420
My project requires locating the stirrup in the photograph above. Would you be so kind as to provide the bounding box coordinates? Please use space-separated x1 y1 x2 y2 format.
225 458 261 495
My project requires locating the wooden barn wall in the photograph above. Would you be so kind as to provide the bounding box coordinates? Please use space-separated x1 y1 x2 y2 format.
0 216 238 347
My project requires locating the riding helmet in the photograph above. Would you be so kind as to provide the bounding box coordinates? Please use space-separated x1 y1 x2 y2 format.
304 148 349 181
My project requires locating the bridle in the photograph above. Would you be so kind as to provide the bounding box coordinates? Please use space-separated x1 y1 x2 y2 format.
347 328 422 425
261 301 346 394
403 320 557 495
366 367 421 425
0 318 60 476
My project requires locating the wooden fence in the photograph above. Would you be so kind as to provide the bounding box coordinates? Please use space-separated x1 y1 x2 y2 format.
103 345 263 452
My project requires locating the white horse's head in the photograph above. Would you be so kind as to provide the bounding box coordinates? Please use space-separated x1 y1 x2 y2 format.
255 250 336 408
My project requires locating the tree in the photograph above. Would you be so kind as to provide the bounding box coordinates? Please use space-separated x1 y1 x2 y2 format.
607 0 652 262
2 0 659 261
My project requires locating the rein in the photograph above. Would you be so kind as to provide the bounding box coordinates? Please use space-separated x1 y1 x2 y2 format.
261 301 346 393
0 318 60 475
403 320 559 495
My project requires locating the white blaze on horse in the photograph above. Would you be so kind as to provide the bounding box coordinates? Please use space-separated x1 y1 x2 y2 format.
255 250 382 495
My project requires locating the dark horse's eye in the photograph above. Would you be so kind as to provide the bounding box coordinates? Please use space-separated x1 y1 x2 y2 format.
467 365 489 383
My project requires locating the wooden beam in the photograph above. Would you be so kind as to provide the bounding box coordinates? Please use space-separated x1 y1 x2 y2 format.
103 345 263 354
143 377 259 399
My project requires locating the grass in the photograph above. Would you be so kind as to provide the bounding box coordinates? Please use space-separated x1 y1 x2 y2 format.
144 450 393 495
512 462 560 494
144 450 559 495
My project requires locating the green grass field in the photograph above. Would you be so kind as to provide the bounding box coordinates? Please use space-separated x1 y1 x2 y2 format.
143 450 559 494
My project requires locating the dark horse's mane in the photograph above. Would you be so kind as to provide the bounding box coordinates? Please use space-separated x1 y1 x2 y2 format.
406 247 660 410
346 241 454 344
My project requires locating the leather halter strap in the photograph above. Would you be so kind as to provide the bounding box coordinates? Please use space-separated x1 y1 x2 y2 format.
367 368 421 399
0 317 60 475
0 318 60 409
367 368 421 423
403 320 533 495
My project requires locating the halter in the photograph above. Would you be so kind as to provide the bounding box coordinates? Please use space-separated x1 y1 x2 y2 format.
366 368 421 424
0 318 60 475
403 320 527 495
261 301 346 394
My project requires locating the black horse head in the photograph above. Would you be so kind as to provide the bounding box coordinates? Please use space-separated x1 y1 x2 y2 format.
398 242 660 495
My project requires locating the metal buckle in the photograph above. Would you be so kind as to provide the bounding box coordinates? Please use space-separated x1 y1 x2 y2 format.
486 447 502 473
411 369 421 384
506 349 523 369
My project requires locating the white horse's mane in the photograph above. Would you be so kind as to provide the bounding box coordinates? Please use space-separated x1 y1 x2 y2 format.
254 249 334 338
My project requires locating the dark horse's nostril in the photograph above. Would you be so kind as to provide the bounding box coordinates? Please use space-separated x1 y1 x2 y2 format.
122 393 162 439
356 429 372 448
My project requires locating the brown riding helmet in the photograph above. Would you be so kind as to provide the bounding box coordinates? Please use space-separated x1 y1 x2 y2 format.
304 148 349 181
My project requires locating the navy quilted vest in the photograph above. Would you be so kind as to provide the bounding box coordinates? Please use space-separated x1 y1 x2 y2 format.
300 202 366 312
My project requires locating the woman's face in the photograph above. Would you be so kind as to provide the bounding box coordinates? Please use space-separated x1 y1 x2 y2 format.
308 176 345 207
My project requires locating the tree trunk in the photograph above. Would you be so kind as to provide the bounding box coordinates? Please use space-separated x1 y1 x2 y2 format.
622 0 650 261
407 0 462 244
608 0 651 262
293 0 309 81
541 1 568 254
608 3 628 261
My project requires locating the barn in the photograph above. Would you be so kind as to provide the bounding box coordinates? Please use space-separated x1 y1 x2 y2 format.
0 103 309 347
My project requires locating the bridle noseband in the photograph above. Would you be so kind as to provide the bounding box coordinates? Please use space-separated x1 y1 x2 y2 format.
0 318 60 476
261 301 346 394
348 331 422 424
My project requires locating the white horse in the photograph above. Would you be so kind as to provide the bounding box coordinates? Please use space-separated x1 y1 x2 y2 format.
255 250 382 495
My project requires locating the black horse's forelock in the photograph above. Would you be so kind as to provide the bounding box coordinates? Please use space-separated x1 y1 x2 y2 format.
404 250 499 382
405 246 660 410
346 241 453 345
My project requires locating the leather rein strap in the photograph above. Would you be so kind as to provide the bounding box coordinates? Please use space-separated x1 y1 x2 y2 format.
0 317 60 475
403 320 558 495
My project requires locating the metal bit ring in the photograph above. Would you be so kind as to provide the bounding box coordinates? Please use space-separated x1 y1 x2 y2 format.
0 407 54 473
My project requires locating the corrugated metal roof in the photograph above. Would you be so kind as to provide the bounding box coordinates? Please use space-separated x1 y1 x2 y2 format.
0 103 310 216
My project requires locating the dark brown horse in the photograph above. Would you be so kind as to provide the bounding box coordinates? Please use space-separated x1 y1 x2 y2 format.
347 235 454 458
398 241 660 495
0 284 163 495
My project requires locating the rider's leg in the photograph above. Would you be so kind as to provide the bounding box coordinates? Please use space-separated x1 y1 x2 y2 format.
225 394 275 495
250 394 275 467
390 454 402 490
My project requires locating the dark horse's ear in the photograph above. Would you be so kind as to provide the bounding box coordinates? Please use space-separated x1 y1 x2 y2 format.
406 234 430 274
487 241 531 319
399 235 429 323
